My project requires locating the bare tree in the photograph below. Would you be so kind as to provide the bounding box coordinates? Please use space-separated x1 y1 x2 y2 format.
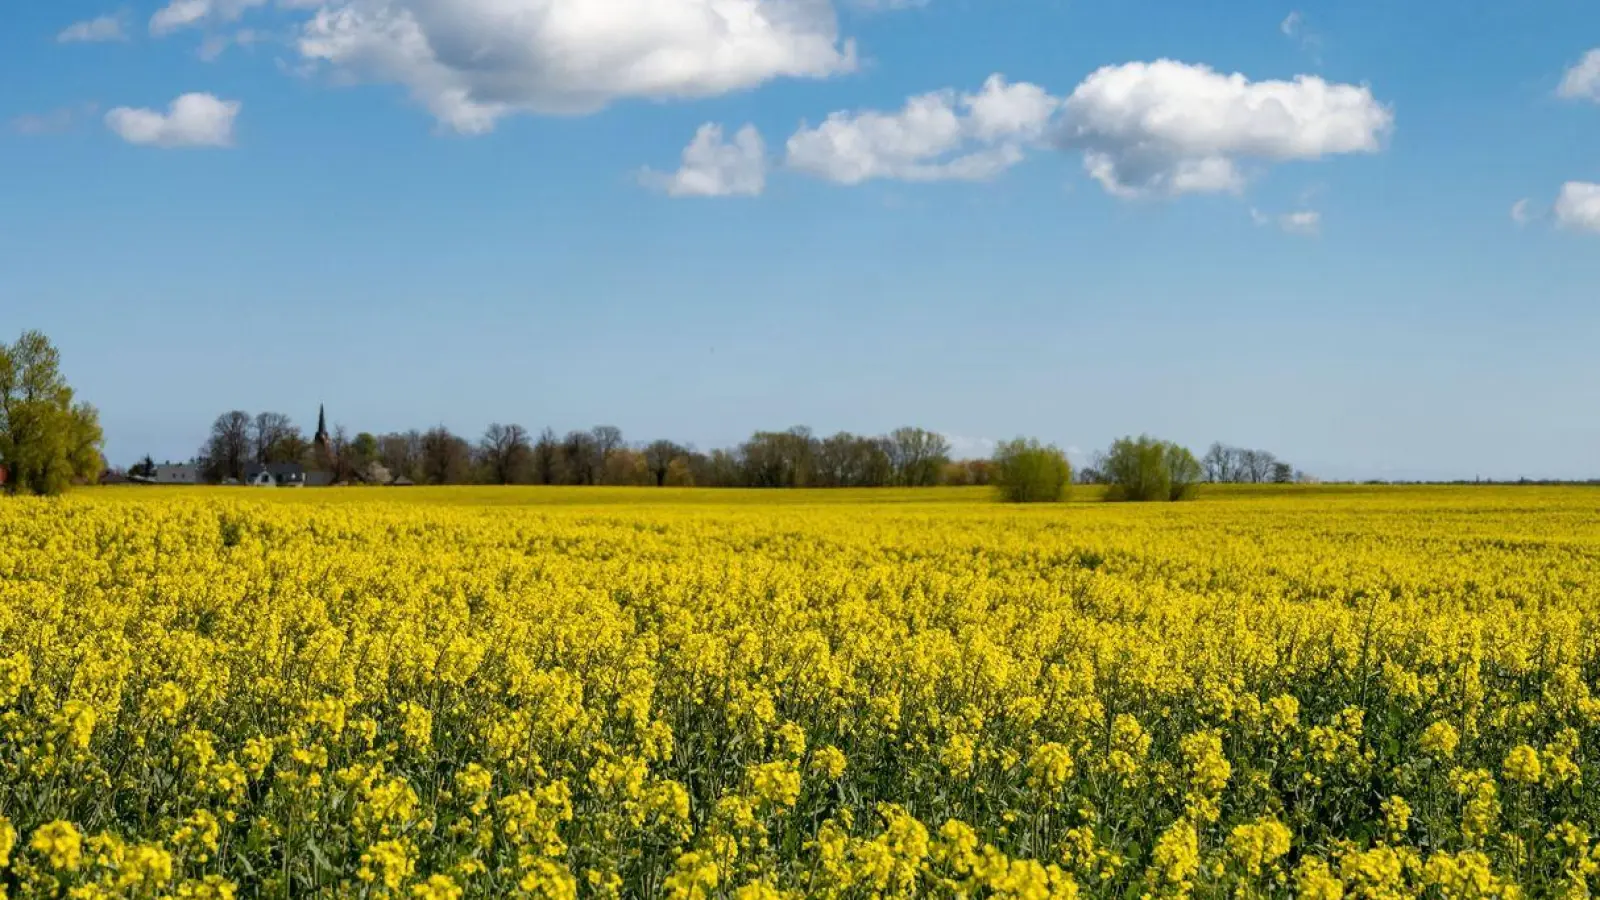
421 427 472 485
812 432 894 487
643 440 687 487
200 410 252 483
887 426 951 487
1202 442 1232 483
740 427 817 487
693 449 743 487
532 428 563 485
561 430 601 485
591 425 624 481
479 423 533 485
379 431 424 483
328 425 362 483
251 412 298 464
1243 449 1277 484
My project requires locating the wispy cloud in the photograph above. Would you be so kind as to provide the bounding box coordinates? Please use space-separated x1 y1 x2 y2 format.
1250 207 1322 236
1280 10 1323 62
198 28 263 62
11 103 99 136
58 13 128 43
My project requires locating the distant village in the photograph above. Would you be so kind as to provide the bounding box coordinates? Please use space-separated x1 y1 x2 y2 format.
115 406 416 489
124 460 414 489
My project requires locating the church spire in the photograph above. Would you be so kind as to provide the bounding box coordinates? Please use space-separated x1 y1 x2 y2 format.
314 404 329 448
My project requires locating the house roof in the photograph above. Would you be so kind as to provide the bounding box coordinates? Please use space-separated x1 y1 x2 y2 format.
244 463 306 478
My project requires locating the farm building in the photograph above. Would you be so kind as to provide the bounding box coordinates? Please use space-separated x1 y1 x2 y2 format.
153 463 200 485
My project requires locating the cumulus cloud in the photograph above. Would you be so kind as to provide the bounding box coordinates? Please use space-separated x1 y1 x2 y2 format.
1554 182 1600 233
59 14 128 42
785 74 1057 184
1559 49 1600 102
642 124 767 197
1510 198 1533 227
295 0 856 134
105 93 240 147
1056 60 1392 197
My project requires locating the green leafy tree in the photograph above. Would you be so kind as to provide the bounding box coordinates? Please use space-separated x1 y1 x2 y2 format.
1101 435 1202 502
349 432 381 472
0 331 104 495
1165 442 1204 501
992 438 1072 503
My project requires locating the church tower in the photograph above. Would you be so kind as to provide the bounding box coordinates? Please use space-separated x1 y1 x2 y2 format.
314 404 330 451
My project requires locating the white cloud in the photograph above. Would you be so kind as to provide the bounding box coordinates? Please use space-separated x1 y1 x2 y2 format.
1510 198 1533 227
1553 182 1600 233
1279 209 1320 235
785 74 1056 184
1280 11 1301 36
296 0 856 134
105 93 240 147
59 14 128 42
965 75 1059 142
1558 49 1600 102
1249 206 1321 235
642 124 767 197
152 0 221 34
1057 60 1392 197
150 0 295 35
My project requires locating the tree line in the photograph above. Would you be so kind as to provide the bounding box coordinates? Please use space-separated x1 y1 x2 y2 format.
190 414 984 488
181 408 1313 505
1200 442 1305 484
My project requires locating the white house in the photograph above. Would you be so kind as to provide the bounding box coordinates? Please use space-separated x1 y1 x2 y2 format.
243 463 307 488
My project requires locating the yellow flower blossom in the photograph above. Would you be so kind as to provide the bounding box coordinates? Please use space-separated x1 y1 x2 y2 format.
31 820 83 871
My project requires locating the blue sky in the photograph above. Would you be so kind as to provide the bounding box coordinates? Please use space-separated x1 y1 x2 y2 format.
3 0 1599 480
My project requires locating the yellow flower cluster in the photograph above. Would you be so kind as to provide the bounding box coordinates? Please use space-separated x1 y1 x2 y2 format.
0 484 1598 897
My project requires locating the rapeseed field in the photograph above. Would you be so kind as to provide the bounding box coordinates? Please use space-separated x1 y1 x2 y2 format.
1 486 1598 898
